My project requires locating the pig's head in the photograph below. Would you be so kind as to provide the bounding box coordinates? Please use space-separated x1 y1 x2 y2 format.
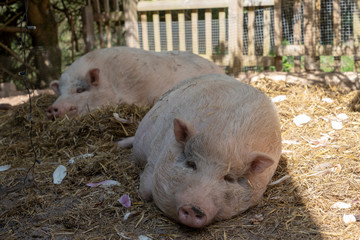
46 68 104 119
147 118 279 228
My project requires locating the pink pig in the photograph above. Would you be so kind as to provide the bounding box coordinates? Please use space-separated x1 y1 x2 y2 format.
123 74 282 228
46 47 223 119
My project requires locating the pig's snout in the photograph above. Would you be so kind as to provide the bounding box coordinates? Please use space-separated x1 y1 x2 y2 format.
178 204 207 228
46 105 77 119
46 106 61 119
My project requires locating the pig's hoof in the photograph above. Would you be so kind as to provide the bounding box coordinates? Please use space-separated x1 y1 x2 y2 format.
117 137 134 149
178 204 207 228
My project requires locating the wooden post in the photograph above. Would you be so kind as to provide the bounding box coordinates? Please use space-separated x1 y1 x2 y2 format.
124 0 139 48
333 0 341 72
274 0 282 71
304 0 319 71
165 11 173 51
219 8 226 55
82 5 95 53
178 10 186 51
140 12 149 50
104 0 112 48
354 1 360 71
228 0 242 75
191 10 199 54
153 11 161 51
293 0 302 72
93 0 104 48
205 9 212 56
248 7 255 58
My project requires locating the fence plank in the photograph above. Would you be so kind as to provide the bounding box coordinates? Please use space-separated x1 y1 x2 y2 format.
228 0 242 74
274 0 282 71
140 12 149 50
165 11 173 51
153 11 161 51
191 10 199 54
124 0 140 48
205 9 212 56
82 5 95 53
178 10 186 51
104 0 112 48
248 7 255 58
354 1 360 71
93 0 104 48
304 0 319 71
293 0 301 72
219 8 226 55
333 0 341 71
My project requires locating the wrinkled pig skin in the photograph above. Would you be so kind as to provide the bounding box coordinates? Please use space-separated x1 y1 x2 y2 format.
46 47 224 119
132 74 282 228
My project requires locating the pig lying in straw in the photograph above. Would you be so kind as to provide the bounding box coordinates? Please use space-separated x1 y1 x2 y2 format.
119 74 282 228
46 47 223 119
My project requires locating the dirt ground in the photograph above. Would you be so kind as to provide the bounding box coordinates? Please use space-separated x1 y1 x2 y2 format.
0 77 359 240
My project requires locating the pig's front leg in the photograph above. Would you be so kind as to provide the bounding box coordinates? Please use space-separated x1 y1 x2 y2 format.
139 163 154 201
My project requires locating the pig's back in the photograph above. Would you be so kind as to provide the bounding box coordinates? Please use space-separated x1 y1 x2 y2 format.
133 74 281 168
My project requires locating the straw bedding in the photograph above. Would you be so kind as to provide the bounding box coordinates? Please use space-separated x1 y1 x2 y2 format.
0 76 359 239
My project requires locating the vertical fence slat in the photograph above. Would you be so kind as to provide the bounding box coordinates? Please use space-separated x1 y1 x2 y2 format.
263 8 271 56
123 0 139 48
219 8 226 55
293 0 302 72
263 8 271 70
165 11 173 51
104 0 111 48
141 12 149 50
94 0 104 48
191 10 199 54
228 0 242 74
153 11 161 51
178 10 186 51
304 0 319 71
354 1 360 71
205 9 212 56
333 0 341 71
274 0 282 71
248 7 255 58
82 5 95 53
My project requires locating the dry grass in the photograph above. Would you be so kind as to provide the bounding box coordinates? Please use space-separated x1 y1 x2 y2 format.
0 77 359 240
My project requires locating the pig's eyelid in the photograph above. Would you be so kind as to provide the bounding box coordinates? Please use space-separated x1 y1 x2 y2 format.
76 88 86 93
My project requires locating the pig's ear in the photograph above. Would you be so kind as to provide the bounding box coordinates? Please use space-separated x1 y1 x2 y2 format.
50 80 60 96
173 118 196 145
87 68 100 86
248 152 275 174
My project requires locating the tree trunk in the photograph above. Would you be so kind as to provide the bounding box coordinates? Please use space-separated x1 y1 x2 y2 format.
27 0 61 88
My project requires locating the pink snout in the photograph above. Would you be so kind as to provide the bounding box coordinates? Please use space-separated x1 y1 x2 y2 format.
46 105 77 119
46 106 61 119
178 204 208 228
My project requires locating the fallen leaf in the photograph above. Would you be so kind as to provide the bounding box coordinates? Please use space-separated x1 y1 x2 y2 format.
118 194 131 208
53 165 67 184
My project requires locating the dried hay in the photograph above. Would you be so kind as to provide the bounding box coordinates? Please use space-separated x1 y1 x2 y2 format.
0 77 359 240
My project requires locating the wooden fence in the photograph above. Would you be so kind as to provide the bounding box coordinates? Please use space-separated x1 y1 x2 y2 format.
82 0 360 75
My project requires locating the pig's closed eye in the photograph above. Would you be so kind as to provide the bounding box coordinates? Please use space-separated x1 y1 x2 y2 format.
237 177 250 188
185 160 197 170
224 174 235 183
76 88 86 93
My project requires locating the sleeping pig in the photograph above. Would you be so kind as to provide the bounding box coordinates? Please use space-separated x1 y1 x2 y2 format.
46 47 224 119
123 74 282 228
